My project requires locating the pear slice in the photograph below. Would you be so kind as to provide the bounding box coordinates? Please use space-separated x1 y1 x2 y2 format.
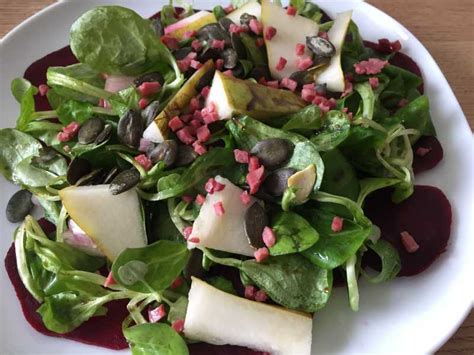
225 1 262 23
143 60 214 143
206 71 305 121
287 164 317 203
261 0 319 80
59 185 147 261
184 277 313 355
188 176 256 256
164 11 217 41
315 11 353 92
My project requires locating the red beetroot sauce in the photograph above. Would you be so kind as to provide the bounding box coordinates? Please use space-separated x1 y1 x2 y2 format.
6 9 448 352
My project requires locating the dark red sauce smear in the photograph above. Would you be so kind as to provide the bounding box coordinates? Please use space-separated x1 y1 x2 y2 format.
412 135 444 174
363 185 452 276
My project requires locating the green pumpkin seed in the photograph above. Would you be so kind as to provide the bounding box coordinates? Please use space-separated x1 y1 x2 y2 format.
250 138 294 168
149 140 178 166
118 109 145 149
6 190 33 223
67 158 92 185
109 168 141 195
94 124 112 145
174 145 198 167
244 202 268 249
263 168 297 197
78 117 105 144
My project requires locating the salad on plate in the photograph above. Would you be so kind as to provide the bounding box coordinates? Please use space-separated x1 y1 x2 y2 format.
1 0 452 354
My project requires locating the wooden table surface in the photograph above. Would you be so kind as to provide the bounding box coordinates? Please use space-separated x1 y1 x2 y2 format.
0 1 473 354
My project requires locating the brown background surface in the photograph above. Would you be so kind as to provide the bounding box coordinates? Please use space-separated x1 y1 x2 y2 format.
0 0 472 353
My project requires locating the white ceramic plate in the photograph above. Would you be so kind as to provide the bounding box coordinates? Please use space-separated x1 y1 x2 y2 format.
1 0 473 354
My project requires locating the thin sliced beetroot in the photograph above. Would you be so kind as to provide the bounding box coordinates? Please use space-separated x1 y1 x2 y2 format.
412 135 444 174
5 243 130 350
363 40 424 94
24 46 78 111
363 185 452 276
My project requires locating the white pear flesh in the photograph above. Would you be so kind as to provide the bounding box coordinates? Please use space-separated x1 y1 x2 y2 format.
225 1 262 23
188 176 256 256
315 11 353 92
184 277 313 355
59 185 147 261
287 164 317 203
261 0 319 80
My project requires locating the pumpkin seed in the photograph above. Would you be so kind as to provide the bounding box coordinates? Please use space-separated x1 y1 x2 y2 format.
289 70 314 88
231 33 247 59
67 158 92 185
196 23 230 44
76 169 105 186
95 124 112 144
183 248 205 282
306 36 336 59
118 109 145 149
198 47 221 62
6 190 33 223
195 67 216 92
148 140 178 166
219 17 234 32
151 18 164 36
109 168 141 195
141 101 161 127
78 117 105 144
223 48 238 69
32 147 57 164
240 13 257 27
134 72 165 87
263 168 297 197
250 138 294 168
174 145 198 167
173 47 193 60
244 202 268 249
103 167 120 185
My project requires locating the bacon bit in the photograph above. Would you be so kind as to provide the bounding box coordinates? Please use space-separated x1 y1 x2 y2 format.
182 195 193 203
341 79 354 98
161 35 180 50
193 109 203 121
286 5 297 16
190 60 202 70
148 304 167 323
254 289 268 302
195 194 206 205
275 57 287 71
369 77 379 89
249 19 263 35
188 120 202 134
318 103 331 114
211 39 225 50
280 77 298 92
224 4 235 14
398 98 409 108
171 319 185 333
297 56 313 71
191 39 202 51
168 116 184 132
248 156 261 172
180 114 193 123
416 147 432 157
183 30 197 39
213 201 225 216
135 154 153 171
244 285 256 300
255 38 265 48
188 237 200 244
264 26 277 40
327 97 337 109
138 81 162 97
354 58 388 75
223 70 234 77
192 141 207 155
177 59 191 72
171 277 184 289
318 31 329 40
38 84 49 96
183 226 193 240
189 97 202 113
201 103 219 124
295 43 305 56
196 125 211 142
139 138 153 152
205 178 226 194
240 190 251 205
262 226 276 248
176 127 196 145
265 80 279 89
246 166 265 194
98 98 106 108
331 216 344 232
104 271 116 288
200 86 211 98
215 59 224 71
400 231 419 253
254 247 269 263
63 121 80 136
234 149 250 164
301 88 316 102
229 23 246 34
138 97 150 109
